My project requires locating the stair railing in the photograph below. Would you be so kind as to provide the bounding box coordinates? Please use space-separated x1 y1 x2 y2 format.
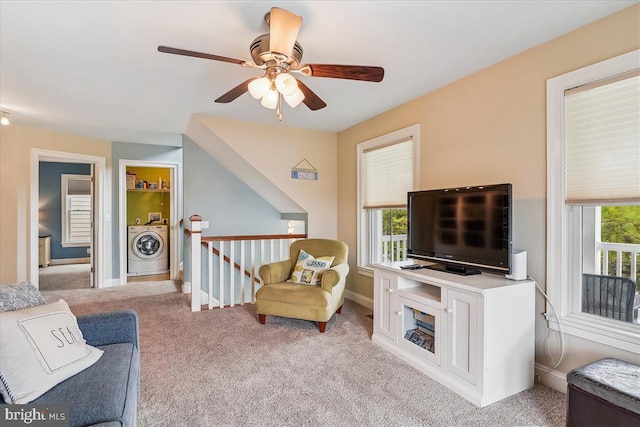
185 215 306 311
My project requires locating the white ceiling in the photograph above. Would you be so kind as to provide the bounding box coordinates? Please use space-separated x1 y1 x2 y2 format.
0 1 636 146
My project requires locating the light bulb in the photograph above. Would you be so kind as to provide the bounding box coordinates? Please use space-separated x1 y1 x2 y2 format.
0 112 9 126
283 87 305 108
261 89 279 109
275 73 298 96
248 77 271 99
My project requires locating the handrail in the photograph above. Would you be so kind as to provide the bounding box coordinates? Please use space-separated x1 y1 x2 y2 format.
185 220 308 311
202 233 307 242
596 240 640 282
201 233 307 284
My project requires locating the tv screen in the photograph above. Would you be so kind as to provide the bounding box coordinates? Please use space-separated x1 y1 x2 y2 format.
407 184 512 275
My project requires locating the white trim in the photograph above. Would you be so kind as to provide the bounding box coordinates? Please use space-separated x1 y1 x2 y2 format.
31 149 106 289
344 289 373 310
118 159 180 283
534 363 567 394
102 278 121 288
182 280 192 294
356 124 420 269
49 257 90 266
356 265 374 279
546 49 640 353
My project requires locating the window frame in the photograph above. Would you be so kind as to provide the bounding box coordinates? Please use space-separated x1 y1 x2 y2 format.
356 125 420 277
61 174 92 248
546 49 639 353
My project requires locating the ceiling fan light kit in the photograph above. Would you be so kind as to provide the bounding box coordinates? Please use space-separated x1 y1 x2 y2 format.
275 73 298 96
158 7 384 121
248 77 271 99
283 88 305 108
0 111 10 126
261 89 279 109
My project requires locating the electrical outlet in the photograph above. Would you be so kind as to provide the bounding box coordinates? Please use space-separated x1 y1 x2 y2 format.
202 220 209 229
135 218 140 225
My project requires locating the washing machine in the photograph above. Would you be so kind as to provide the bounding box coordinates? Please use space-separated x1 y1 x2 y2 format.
128 225 168 276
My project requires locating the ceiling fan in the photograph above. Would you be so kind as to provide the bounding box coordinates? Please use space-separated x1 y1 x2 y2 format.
158 7 384 121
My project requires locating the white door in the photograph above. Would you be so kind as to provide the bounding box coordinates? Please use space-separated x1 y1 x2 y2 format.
373 270 397 341
446 289 478 385
89 164 95 287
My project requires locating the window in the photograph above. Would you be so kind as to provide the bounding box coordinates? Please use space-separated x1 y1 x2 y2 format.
357 125 420 275
547 50 639 353
61 174 92 247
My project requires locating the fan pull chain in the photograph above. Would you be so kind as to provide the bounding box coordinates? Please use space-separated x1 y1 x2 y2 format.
276 92 283 121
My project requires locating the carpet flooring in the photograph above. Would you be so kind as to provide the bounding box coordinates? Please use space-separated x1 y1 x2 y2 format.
39 263 92 291
42 282 566 427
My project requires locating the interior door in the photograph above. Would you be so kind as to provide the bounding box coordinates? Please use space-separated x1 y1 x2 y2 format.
89 163 95 288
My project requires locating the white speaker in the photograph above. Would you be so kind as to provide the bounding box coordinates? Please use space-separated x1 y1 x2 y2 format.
506 250 527 281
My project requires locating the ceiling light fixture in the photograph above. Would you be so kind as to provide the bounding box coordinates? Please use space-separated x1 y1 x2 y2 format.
0 111 9 126
248 68 305 121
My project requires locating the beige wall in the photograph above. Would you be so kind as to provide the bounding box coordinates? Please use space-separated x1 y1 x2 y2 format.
194 115 338 239
0 124 112 283
0 117 337 286
337 5 640 387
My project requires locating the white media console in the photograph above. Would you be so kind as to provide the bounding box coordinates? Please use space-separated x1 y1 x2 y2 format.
372 262 535 407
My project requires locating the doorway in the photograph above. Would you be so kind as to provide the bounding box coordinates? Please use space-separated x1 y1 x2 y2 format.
38 163 93 290
119 160 179 284
31 149 106 289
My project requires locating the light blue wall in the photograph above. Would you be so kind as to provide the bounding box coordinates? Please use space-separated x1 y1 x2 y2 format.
182 136 289 287
110 138 293 283
111 142 183 278
183 136 287 235
39 161 91 260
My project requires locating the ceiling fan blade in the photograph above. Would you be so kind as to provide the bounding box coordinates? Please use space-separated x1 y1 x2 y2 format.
296 80 327 111
214 78 256 103
158 46 246 65
268 7 302 57
298 64 384 82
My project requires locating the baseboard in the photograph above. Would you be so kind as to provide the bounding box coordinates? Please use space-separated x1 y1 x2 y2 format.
535 362 567 394
182 281 191 294
181 281 209 303
345 290 373 310
49 257 90 266
102 278 122 288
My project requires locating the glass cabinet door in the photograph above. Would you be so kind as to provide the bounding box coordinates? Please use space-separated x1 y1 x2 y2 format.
397 295 442 366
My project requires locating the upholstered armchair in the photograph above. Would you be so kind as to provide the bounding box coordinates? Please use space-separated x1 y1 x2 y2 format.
256 239 349 332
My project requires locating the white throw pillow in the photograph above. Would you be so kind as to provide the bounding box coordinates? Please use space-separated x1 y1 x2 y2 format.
0 299 104 404
289 249 335 286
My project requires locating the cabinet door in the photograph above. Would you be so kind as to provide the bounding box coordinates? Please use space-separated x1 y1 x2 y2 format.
446 290 477 385
373 270 397 341
397 296 441 366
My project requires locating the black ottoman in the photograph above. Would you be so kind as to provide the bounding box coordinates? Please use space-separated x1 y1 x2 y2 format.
566 357 640 427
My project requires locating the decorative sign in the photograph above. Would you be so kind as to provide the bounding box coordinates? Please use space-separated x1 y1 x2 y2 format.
291 159 318 180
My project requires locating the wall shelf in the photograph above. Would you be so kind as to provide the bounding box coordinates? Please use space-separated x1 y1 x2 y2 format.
127 188 170 193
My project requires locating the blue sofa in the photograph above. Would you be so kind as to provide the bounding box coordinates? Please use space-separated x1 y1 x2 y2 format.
1 310 141 427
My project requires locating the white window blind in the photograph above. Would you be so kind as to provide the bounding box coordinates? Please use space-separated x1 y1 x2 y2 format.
68 195 91 243
362 138 414 208
564 71 640 204
61 174 91 247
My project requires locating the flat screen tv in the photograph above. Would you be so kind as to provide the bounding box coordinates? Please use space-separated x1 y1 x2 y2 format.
407 183 512 275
